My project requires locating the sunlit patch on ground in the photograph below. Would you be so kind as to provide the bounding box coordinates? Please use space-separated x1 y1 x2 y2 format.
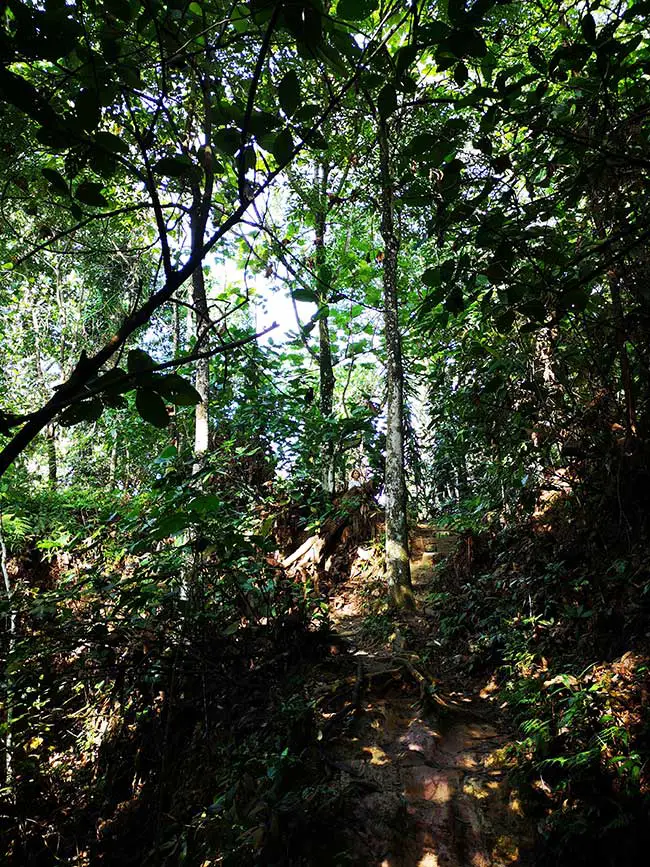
320 525 536 865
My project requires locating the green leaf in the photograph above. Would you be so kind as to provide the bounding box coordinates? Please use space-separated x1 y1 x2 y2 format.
408 132 438 153
156 374 202 406
318 263 333 289
102 393 128 409
527 44 546 72
156 445 178 461
75 88 101 131
41 167 68 195
447 0 467 26
337 0 378 21
445 287 465 314
232 3 250 32
419 20 451 44
422 267 440 288
278 70 301 117
239 146 256 172
127 348 155 373
213 126 241 156
188 494 222 514
152 513 191 539
188 1 203 16
272 128 294 165
495 310 516 332
454 61 469 85
247 110 279 138
377 84 397 119
94 130 130 155
446 28 487 59
561 286 590 312
95 367 129 395
316 42 348 77
395 44 419 74
59 399 103 427
104 0 132 22
305 128 328 150
284 4 322 47
135 389 169 428
74 181 108 207
581 13 597 44
153 155 194 177
294 103 320 122
292 287 318 303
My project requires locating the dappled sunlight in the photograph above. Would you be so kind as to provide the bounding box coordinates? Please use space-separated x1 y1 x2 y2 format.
317 524 536 865
363 744 391 766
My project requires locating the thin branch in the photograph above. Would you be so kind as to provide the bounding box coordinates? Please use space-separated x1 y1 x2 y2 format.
238 6 280 202
3 324 278 427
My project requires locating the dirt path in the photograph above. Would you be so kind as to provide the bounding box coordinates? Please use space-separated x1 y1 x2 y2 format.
323 527 534 866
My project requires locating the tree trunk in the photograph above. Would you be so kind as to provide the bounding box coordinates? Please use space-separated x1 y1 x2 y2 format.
314 161 336 493
378 118 414 609
190 95 214 469
109 432 118 488
31 304 57 489
610 274 637 443
191 222 210 464
0 521 16 789
46 424 57 489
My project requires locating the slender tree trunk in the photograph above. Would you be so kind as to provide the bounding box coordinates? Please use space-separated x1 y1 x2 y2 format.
314 162 336 493
190 90 214 469
46 424 57 489
610 274 637 443
32 304 57 489
0 521 15 790
378 118 414 609
191 221 210 464
589 184 637 446
109 432 118 488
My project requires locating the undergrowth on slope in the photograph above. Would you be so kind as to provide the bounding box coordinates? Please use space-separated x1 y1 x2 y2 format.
426 484 650 865
0 452 359 866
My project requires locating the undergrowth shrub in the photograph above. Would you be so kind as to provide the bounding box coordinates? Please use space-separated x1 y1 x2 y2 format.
1 449 343 866
425 499 650 865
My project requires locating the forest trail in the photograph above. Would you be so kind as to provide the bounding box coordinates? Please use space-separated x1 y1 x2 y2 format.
323 526 534 867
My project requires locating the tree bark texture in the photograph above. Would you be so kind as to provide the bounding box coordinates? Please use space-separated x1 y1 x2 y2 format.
46 424 57 489
610 274 637 442
378 118 414 609
192 264 210 459
314 161 336 493
190 209 211 463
